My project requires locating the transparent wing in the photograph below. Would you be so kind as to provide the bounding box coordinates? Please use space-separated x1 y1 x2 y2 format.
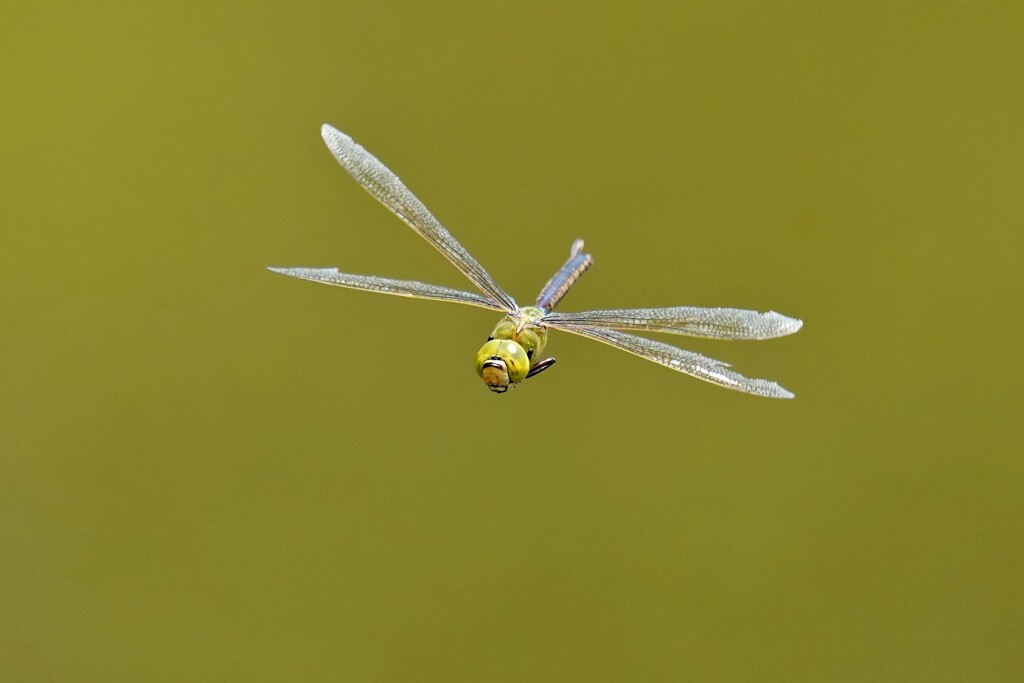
545 323 796 399
267 267 505 311
320 124 517 313
543 307 802 340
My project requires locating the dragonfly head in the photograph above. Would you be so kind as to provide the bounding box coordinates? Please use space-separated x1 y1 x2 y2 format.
475 339 530 393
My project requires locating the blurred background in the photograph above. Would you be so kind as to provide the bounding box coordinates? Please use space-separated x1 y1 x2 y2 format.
2 1 1022 680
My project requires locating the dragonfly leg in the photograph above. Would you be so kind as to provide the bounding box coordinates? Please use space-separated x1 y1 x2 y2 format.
525 357 556 379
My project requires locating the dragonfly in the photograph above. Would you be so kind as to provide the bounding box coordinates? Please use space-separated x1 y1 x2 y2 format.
270 124 803 398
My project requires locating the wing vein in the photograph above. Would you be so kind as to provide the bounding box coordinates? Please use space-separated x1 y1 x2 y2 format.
545 323 796 398
267 267 504 311
320 124 517 312
544 307 802 340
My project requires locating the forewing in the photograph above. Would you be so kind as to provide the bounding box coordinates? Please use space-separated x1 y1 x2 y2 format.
320 124 517 312
268 267 504 311
543 307 802 340
546 323 796 398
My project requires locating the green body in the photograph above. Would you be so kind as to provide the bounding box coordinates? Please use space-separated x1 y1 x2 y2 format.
475 307 550 392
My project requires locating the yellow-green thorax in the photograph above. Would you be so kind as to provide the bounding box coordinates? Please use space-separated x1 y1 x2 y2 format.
475 306 549 393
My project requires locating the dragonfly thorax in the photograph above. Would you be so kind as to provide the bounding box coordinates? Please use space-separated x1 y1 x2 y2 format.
474 308 550 393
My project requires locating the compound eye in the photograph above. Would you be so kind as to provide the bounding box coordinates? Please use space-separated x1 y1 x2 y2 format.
497 341 530 384
475 339 530 390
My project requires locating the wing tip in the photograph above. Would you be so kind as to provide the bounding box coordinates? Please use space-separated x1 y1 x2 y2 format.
320 123 354 155
775 387 797 399
719 374 796 399
763 311 803 337
785 315 804 333
320 122 342 139
749 380 796 400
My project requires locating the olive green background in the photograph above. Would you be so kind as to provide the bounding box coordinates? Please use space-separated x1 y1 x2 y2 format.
2 1 1022 680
